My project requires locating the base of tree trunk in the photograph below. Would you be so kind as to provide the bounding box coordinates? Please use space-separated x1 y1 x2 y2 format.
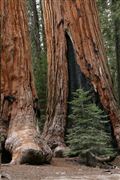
53 145 70 158
1 103 53 165
5 130 52 165
43 134 68 158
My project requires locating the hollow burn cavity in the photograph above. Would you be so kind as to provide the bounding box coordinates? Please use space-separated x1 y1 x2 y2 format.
65 32 92 114
65 32 116 147
1 142 12 164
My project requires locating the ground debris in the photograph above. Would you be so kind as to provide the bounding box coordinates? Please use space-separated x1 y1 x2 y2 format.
1 158 120 180
0 172 11 180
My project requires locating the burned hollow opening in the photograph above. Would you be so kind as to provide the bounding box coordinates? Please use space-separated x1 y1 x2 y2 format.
65 32 92 116
65 32 116 148
1 142 12 164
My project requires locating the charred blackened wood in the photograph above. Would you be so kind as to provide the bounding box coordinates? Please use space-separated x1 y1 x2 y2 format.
4 95 16 103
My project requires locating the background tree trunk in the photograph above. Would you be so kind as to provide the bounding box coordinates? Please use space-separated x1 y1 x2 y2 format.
42 0 120 150
112 0 120 105
30 0 41 58
27 0 48 133
115 19 120 105
1 0 52 164
39 0 46 52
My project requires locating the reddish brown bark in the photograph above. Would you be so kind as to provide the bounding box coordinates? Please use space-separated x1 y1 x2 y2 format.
42 0 68 150
0 0 52 164
42 0 120 150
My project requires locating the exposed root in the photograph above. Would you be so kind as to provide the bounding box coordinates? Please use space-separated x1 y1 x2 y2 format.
54 145 70 158
5 132 52 165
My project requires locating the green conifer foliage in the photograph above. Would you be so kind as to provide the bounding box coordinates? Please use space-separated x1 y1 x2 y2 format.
66 89 115 158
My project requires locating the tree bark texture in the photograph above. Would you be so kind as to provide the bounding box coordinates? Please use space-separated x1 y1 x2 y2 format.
0 0 52 164
42 0 120 149
113 0 120 105
39 0 46 52
30 0 41 57
115 20 120 105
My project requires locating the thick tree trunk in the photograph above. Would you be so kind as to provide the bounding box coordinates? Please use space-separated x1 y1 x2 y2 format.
0 0 52 164
42 0 68 150
42 0 120 150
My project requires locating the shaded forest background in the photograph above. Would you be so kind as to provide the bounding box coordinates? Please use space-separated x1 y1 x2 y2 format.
27 0 120 131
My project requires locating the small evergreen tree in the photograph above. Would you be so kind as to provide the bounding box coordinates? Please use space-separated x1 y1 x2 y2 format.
66 89 115 159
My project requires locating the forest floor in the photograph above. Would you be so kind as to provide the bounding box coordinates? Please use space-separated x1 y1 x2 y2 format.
1 157 120 180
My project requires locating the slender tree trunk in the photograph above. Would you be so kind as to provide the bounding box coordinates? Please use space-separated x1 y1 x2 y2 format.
39 0 46 52
42 0 120 151
31 0 41 57
0 0 52 164
112 0 120 105
115 21 120 105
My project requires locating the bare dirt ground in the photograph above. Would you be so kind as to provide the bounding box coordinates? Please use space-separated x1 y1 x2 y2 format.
1 158 120 180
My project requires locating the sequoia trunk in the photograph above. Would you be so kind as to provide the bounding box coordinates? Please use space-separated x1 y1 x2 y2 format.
0 0 52 164
42 0 120 150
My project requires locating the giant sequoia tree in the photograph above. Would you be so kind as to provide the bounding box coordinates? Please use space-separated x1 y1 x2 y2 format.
42 0 120 152
0 0 52 164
